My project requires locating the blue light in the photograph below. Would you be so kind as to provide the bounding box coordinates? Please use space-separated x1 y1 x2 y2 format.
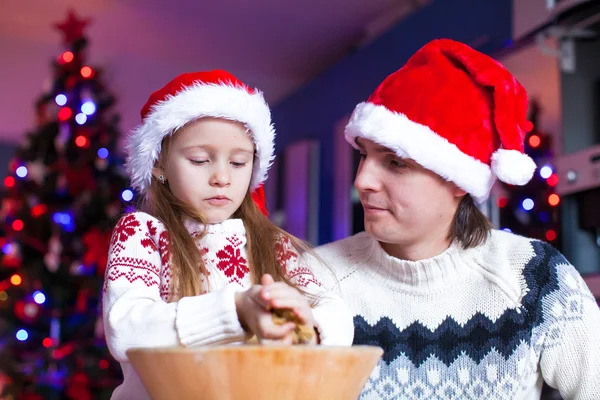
81 101 96 115
53 212 72 226
97 148 109 159
540 165 553 179
121 189 134 202
33 291 46 304
2 243 13 254
75 113 87 125
522 198 534 211
16 329 28 341
55 94 67 106
502 228 512 233
16 166 28 178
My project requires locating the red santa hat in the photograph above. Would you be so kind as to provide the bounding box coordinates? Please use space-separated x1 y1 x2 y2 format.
125 70 275 195
345 39 536 203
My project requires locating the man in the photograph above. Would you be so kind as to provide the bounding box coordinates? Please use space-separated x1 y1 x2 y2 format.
315 39 600 399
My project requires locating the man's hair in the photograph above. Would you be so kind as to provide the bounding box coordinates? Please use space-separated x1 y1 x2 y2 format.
449 195 493 249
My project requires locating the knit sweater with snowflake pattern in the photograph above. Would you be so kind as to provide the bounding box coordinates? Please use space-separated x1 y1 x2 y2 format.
102 211 354 400
314 229 600 400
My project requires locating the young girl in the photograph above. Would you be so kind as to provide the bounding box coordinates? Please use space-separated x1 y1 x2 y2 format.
102 70 354 399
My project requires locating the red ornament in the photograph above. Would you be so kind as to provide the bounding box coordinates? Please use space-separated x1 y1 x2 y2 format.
65 371 92 400
54 9 91 44
82 228 112 276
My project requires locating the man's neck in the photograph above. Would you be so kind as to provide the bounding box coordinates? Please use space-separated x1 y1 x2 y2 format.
379 236 452 261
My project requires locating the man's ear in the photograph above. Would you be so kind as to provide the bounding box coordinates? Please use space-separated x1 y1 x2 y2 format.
448 181 467 199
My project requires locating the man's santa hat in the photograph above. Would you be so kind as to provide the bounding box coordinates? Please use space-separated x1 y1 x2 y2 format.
345 39 536 203
125 70 274 214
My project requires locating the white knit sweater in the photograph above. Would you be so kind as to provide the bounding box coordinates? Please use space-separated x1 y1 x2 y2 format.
102 212 354 400
315 230 600 400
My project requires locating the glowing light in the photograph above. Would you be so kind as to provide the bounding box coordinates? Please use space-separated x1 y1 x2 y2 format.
4 176 15 188
43 338 53 348
540 166 553 179
497 197 508 208
16 329 28 341
16 166 28 178
121 189 134 202
97 148 109 159
548 194 560 206
81 101 96 115
55 94 67 106
31 204 47 217
80 66 93 78
528 135 541 148
75 135 88 148
61 52 74 63
75 113 87 125
10 274 22 286
33 291 46 304
522 198 534 211
547 174 559 187
546 230 557 241
58 107 72 121
12 220 23 231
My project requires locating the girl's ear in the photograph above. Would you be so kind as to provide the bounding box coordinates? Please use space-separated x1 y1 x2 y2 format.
152 166 165 181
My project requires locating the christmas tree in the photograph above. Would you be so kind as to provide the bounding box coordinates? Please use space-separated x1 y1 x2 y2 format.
497 99 561 247
0 10 128 399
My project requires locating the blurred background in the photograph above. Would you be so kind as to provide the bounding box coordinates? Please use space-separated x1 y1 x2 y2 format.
0 0 599 398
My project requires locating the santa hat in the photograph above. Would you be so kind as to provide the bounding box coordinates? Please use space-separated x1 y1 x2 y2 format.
125 70 275 195
345 39 536 203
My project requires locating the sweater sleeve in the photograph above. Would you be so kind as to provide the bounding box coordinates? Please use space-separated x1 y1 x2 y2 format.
102 213 248 362
539 260 600 399
276 237 354 346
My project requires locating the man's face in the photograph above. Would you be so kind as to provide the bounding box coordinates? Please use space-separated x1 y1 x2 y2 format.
353 138 464 248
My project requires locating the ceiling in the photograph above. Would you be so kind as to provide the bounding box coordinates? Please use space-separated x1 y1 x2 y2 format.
0 0 425 141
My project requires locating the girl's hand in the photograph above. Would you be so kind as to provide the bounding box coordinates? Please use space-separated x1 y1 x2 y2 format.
260 274 317 344
235 279 296 344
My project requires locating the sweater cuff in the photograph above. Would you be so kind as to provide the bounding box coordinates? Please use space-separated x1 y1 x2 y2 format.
312 306 354 346
175 284 248 347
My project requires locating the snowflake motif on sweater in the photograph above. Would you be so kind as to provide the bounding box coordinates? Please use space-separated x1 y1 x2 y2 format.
315 230 600 400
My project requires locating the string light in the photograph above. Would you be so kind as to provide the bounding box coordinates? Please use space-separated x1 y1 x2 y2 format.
16 329 28 341
522 198 534 211
12 219 24 231
547 174 559 187
497 197 508 208
546 229 557 241
43 338 53 348
80 66 93 78
58 107 72 121
33 291 46 304
528 135 541 148
55 94 67 106
121 189 134 202
539 165 553 179
548 194 560 206
16 166 28 178
75 135 89 148
0 291 7 301
60 51 74 63
81 101 96 115
10 274 22 286
75 113 87 125
4 176 15 188
31 204 47 217
99 359 109 369
97 148 109 159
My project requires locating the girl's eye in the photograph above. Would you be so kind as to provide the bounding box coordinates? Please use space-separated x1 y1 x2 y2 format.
390 159 407 168
231 162 247 167
190 159 208 165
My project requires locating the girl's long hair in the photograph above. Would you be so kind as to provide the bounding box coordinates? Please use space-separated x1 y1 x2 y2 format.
140 136 318 302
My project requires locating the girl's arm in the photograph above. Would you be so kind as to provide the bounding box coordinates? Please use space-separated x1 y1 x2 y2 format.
276 237 354 346
102 213 249 362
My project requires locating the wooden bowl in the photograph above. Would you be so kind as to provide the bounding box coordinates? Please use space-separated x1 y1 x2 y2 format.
127 345 383 400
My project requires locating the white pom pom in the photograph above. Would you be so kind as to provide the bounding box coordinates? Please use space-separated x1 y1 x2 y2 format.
491 149 536 185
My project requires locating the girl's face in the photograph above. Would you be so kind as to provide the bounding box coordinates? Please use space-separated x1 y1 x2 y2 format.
154 118 254 224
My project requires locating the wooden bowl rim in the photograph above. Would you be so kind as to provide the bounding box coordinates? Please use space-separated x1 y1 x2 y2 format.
127 345 383 356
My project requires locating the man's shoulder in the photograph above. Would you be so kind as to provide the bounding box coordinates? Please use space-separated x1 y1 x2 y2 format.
314 231 374 269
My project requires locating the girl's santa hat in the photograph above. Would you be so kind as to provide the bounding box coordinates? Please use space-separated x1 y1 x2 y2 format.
125 70 274 213
345 39 536 203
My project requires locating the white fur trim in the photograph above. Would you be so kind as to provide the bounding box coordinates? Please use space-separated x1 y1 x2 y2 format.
491 149 536 185
345 102 495 203
125 83 275 192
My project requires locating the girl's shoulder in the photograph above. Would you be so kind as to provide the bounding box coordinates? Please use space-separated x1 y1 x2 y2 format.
111 211 167 242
